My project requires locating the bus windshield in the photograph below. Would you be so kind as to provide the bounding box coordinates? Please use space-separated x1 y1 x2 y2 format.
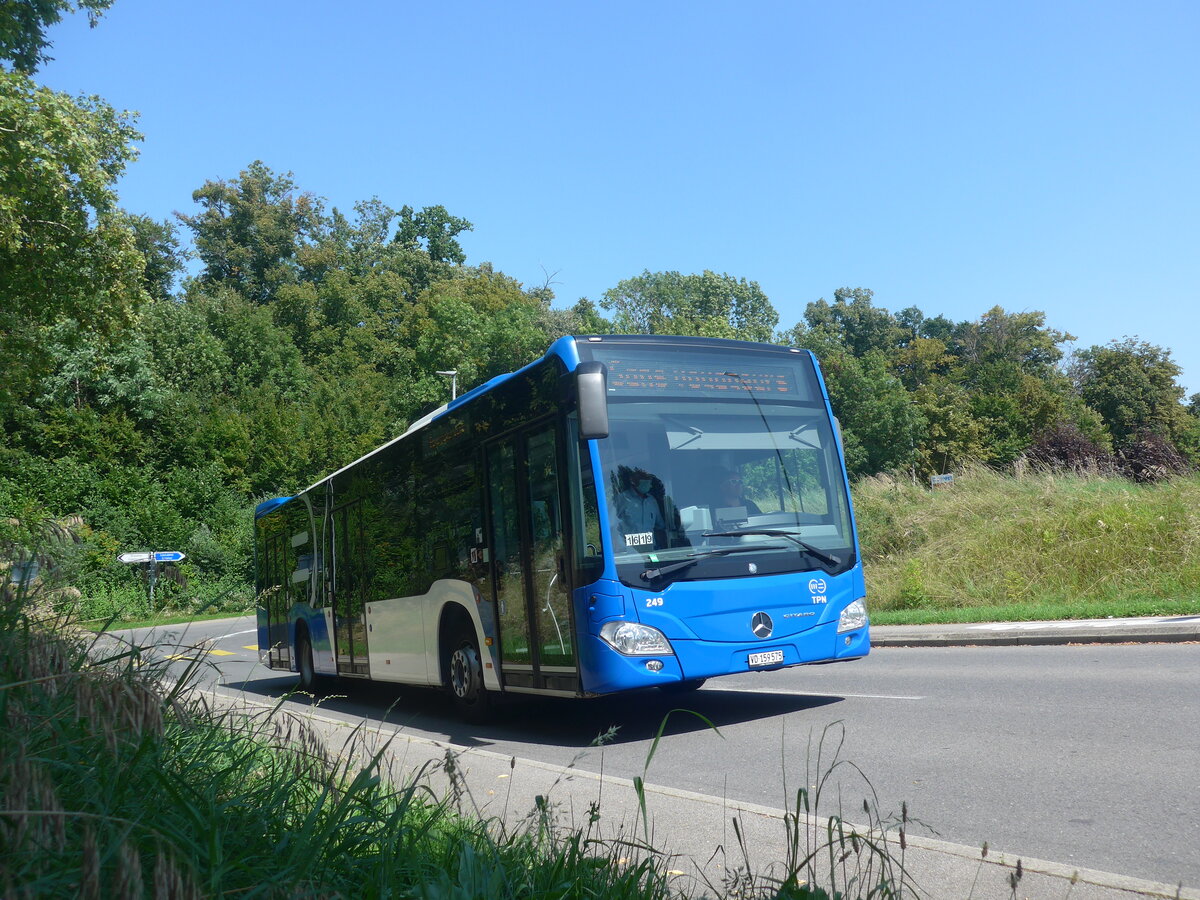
580 341 856 587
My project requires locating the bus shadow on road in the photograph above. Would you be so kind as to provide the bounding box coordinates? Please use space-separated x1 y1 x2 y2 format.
229 677 845 747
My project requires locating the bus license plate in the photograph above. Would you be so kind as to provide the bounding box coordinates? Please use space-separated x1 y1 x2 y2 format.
748 649 784 667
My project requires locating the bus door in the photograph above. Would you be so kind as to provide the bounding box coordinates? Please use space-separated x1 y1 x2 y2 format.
332 500 370 675
264 531 290 668
485 420 579 693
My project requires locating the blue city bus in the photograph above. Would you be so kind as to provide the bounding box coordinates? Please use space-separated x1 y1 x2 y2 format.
255 335 869 719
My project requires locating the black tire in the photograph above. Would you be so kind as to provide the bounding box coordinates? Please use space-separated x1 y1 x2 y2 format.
446 625 492 721
659 678 707 694
296 629 318 693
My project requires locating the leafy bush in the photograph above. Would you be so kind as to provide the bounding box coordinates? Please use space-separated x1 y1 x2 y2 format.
1026 422 1113 474
1116 431 1191 483
0 449 256 620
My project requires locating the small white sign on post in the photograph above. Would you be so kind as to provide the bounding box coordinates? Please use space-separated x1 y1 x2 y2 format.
930 473 955 488
117 551 185 608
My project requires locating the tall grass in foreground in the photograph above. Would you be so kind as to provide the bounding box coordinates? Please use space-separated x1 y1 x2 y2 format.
854 466 1200 620
0 579 674 898
0 572 916 898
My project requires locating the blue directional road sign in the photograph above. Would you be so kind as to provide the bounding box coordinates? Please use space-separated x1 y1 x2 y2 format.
153 551 186 563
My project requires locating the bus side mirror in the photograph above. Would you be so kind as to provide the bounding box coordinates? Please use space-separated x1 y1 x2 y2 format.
576 361 609 440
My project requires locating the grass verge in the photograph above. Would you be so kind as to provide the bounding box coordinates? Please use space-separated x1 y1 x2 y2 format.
855 466 1200 620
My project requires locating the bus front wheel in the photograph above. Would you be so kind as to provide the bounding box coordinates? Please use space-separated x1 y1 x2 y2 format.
447 627 491 721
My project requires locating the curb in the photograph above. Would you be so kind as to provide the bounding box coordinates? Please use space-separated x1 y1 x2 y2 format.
870 617 1200 649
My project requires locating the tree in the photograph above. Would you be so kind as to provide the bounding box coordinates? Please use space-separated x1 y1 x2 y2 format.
602 270 778 341
536 297 612 341
0 0 114 73
1073 338 1192 452
966 372 1067 465
127 214 185 302
891 336 956 391
397 266 551 417
393 204 472 266
0 69 145 415
786 328 923 479
177 161 326 305
946 307 1077 466
797 287 905 358
952 306 1073 380
36 318 167 419
910 380 989 476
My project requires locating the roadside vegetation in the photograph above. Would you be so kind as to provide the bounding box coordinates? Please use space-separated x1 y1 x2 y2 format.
0 588 665 898
857 466 1200 624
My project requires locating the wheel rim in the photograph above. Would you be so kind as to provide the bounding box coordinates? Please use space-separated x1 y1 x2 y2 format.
449 643 478 700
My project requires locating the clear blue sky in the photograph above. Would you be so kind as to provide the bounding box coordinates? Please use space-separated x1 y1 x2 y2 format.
39 0 1199 395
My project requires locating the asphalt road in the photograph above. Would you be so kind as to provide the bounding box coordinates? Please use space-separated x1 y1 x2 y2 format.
124 616 1200 890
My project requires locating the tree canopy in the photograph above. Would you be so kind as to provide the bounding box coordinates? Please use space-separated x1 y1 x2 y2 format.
0 0 114 73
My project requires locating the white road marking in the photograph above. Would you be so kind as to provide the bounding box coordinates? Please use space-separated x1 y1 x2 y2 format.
214 628 259 640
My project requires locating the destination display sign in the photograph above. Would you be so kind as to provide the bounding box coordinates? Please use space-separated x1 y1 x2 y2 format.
603 359 801 397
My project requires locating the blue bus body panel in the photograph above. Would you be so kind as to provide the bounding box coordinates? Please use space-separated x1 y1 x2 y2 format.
573 340 868 695
574 564 869 695
438 336 584 419
256 601 333 675
254 496 292 519
294 603 333 665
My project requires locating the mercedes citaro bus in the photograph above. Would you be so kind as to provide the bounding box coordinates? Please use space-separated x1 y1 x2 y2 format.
255 335 869 718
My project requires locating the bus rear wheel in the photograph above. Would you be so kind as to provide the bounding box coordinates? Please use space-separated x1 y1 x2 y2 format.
447 627 491 721
296 629 318 693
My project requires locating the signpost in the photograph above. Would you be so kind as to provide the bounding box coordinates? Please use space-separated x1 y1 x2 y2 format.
117 551 186 607
930 473 955 489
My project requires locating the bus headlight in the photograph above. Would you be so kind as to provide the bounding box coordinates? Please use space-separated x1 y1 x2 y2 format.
600 621 674 656
837 599 868 633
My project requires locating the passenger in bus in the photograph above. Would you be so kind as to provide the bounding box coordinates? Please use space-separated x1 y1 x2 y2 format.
709 467 761 521
616 467 666 535
615 466 689 550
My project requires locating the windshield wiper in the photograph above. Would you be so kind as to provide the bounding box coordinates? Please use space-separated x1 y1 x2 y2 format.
703 529 842 569
640 545 778 583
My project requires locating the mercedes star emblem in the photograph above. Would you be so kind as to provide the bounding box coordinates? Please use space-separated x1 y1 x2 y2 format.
751 612 773 638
